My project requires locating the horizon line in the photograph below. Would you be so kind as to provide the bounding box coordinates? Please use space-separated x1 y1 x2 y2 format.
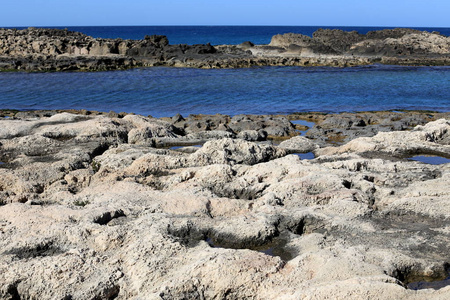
2 24 449 29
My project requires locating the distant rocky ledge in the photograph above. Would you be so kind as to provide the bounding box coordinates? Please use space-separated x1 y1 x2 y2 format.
0 27 449 71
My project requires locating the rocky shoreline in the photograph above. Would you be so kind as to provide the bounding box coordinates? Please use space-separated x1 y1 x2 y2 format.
0 27 449 71
1 110 449 299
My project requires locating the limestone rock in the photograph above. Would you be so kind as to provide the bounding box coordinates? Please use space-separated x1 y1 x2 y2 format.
2 27 448 71
229 115 296 137
278 135 319 153
270 33 315 48
1 112 449 299
270 33 337 54
317 119 450 157
124 115 181 145
189 138 287 166
236 130 267 141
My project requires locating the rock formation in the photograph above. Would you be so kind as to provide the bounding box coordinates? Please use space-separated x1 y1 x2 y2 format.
0 27 449 71
0 110 449 299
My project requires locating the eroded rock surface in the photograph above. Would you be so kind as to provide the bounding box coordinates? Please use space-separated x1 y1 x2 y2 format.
0 112 449 299
0 27 449 71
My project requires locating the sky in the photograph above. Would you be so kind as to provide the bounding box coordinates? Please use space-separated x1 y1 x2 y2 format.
1 0 449 28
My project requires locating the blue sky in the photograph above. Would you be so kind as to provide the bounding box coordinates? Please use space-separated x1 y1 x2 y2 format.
2 0 449 27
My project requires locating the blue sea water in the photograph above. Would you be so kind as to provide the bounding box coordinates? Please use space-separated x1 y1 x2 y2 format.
1 65 449 117
7 25 450 45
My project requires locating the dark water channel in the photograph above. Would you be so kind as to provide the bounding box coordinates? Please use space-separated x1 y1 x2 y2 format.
407 274 450 290
206 236 294 261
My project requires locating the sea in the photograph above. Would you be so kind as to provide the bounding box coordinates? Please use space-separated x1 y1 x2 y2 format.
0 26 449 117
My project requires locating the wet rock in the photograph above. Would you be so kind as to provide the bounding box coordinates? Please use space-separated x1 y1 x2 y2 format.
177 114 231 134
236 130 268 141
229 115 296 138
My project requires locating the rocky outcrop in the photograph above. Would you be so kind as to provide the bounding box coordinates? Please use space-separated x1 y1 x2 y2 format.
1 111 449 299
351 31 450 56
269 33 338 54
0 28 247 71
0 27 449 71
278 135 319 153
295 111 450 146
316 118 450 157
311 28 365 52
273 28 450 57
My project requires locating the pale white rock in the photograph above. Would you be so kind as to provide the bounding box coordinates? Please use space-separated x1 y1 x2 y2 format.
189 138 288 166
278 135 319 153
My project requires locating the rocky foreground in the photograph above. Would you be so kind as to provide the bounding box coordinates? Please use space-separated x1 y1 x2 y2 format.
0 110 449 299
0 27 449 71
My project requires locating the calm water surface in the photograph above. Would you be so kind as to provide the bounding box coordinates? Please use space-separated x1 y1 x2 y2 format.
1 65 449 117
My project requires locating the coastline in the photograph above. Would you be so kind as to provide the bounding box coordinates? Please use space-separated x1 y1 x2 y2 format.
1 27 449 71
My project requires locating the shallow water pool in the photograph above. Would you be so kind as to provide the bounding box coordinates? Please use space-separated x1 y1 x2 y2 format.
407 155 450 165
293 152 315 160
408 274 450 290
